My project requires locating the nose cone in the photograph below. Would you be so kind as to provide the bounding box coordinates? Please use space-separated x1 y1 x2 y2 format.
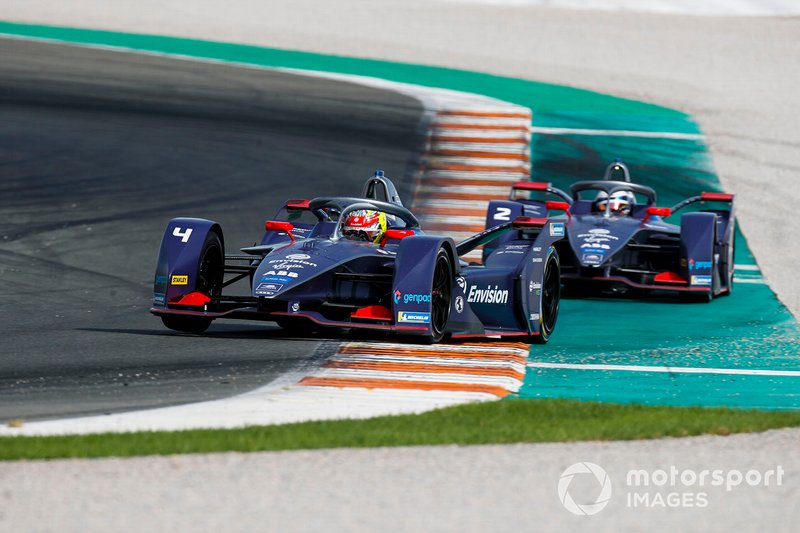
568 217 638 267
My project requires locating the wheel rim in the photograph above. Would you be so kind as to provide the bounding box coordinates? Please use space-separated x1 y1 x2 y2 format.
430 253 451 339
197 241 223 297
541 254 560 335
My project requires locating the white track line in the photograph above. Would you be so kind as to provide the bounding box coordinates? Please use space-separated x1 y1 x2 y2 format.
530 126 705 140
527 362 800 377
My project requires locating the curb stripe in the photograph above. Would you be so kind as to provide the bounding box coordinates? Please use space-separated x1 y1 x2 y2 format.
324 361 526 380
299 377 512 397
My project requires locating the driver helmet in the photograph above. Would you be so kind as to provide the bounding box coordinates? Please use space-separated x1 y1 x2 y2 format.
594 190 635 216
342 210 389 243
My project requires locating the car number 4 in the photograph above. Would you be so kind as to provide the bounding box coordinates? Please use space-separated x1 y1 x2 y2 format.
173 227 193 243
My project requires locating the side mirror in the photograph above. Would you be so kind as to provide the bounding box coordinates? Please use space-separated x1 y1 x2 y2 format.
643 207 671 223
265 220 295 241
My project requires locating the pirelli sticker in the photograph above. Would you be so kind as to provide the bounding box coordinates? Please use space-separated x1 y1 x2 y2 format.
171 275 189 285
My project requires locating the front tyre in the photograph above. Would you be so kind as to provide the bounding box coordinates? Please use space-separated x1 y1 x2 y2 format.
161 231 223 334
531 247 560 344
161 314 212 334
428 248 453 343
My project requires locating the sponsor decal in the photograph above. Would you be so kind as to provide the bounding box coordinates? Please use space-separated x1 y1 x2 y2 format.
268 258 317 268
529 313 540 321
467 285 509 304
403 292 431 304
532 257 543 263
681 258 688 268
689 258 713 270
376 248 395 255
497 250 524 255
582 253 603 265
290 302 300 312
455 296 464 314
260 275 293 284
267 263 304 270
578 231 618 242
533 246 542 252
254 283 283 296
455 276 467 292
550 223 565 237
529 281 542 292
153 293 166 305
691 275 712 285
398 311 431 323
262 270 299 279
581 243 611 250
393 290 401 304
171 275 189 285
286 253 311 260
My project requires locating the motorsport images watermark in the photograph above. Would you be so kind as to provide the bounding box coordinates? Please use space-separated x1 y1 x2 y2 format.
558 462 785 515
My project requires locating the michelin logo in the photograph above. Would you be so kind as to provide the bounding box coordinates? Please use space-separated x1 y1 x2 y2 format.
398 311 431 324
467 285 509 304
691 275 712 285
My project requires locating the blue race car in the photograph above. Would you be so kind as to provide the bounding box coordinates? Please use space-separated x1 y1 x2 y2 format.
483 161 736 302
151 171 564 343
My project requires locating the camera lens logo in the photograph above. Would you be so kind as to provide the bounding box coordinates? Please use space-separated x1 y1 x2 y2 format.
558 462 612 516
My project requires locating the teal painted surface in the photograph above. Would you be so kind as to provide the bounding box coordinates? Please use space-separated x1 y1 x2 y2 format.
0 21 796 409
525 133 799 410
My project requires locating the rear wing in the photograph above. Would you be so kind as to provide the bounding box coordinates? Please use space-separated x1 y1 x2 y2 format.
510 181 572 204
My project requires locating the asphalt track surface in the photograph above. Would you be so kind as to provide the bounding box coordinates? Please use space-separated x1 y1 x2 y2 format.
0 38 424 421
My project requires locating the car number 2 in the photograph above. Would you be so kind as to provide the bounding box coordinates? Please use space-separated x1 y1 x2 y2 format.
493 207 512 221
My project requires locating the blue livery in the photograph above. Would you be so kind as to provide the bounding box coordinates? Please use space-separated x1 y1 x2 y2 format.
151 171 563 343
489 160 736 302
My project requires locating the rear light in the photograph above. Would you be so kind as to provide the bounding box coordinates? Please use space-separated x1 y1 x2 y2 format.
265 220 295 241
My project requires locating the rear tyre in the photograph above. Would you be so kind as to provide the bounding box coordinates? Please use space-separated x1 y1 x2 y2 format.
531 248 561 344
680 290 712 303
161 231 223 334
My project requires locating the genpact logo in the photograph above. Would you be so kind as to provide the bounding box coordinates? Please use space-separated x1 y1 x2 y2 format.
558 462 613 516
393 290 401 304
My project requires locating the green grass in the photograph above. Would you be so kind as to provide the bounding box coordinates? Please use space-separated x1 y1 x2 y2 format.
3 399 800 461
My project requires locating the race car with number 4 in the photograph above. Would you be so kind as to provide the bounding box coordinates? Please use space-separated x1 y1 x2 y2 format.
151 171 564 343
484 160 735 302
